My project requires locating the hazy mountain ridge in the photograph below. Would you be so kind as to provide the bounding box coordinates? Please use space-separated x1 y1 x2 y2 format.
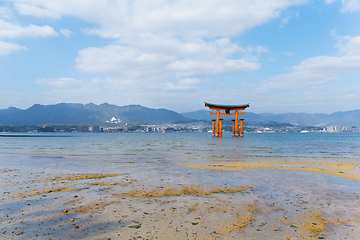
0 103 189 125
257 110 360 127
181 109 360 127
180 110 272 123
1 103 360 126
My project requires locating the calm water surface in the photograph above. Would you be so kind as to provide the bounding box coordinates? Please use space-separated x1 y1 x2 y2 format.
1 132 360 173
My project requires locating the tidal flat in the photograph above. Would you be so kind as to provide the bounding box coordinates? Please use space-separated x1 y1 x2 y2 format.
1 132 360 239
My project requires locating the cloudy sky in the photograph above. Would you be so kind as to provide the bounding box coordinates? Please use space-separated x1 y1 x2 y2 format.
0 0 359 113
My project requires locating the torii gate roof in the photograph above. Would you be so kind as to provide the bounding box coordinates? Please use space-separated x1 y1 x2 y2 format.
204 102 250 110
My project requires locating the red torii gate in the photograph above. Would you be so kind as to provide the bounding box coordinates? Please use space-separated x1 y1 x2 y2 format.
204 102 250 137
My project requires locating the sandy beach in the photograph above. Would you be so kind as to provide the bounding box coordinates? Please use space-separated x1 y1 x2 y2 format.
1 157 360 240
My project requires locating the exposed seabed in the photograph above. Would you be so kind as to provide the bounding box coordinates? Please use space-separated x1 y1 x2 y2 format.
1 154 360 239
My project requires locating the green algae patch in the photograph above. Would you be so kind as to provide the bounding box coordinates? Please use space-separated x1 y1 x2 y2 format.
128 225 141 229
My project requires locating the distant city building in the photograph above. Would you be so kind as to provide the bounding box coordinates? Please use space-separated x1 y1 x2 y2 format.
327 126 334 132
89 126 103 132
77 126 89 132
335 126 342 132
105 117 121 124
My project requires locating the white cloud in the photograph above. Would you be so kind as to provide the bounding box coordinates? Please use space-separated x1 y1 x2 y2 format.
26 71 360 113
165 78 202 90
75 37 263 78
60 29 72 37
341 0 360 12
293 35 360 72
15 3 61 19
279 10 299 28
335 35 360 55
34 78 84 88
75 45 176 76
231 34 360 113
13 0 358 113
10 0 304 88
168 58 260 77
0 40 27 55
32 77 108 105
280 15 292 27
0 90 30 110
254 71 339 93
0 8 58 56
9 0 281 79
0 19 58 38
31 76 207 111
11 0 307 39
325 0 360 12
0 7 14 19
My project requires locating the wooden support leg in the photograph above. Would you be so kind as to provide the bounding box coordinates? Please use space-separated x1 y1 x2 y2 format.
216 110 220 137
212 120 216 137
232 120 235 136
235 110 239 137
240 119 244 137
219 119 223 137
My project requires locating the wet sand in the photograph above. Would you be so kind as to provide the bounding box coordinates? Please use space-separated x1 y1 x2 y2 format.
183 160 360 181
1 158 360 240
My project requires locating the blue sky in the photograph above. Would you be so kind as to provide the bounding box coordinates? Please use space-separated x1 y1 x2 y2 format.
0 0 359 114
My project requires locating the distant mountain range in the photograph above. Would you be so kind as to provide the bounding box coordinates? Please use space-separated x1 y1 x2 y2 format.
0 103 189 125
1 103 360 127
181 109 360 127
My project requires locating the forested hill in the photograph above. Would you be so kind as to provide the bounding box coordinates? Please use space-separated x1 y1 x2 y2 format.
181 109 360 127
2 103 360 127
0 103 190 125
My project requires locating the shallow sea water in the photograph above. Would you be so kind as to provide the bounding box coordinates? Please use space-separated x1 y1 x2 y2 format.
1 132 360 239
1 132 360 170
